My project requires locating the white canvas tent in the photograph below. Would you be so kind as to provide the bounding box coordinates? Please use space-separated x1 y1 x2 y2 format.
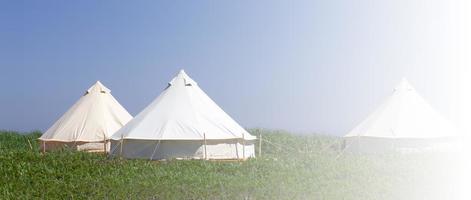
110 70 256 160
39 81 133 152
344 78 460 153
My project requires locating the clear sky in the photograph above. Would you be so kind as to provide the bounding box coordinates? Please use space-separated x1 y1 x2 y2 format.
1 0 470 135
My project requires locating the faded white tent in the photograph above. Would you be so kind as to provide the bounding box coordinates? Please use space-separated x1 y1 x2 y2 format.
110 70 256 160
344 78 460 153
39 81 132 152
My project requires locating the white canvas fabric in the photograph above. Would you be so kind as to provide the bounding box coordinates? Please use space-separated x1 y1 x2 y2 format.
110 70 256 160
110 140 255 160
344 78 460 153
39 81 132 152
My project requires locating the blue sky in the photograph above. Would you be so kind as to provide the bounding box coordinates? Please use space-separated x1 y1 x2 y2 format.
1 1 470 135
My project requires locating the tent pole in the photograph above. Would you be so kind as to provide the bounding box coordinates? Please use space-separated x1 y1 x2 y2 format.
259 133 262 157
242 133 245 160
103 134 107 156
235 139 240 160
120 135 124 158
150 140 161 160
357 136 361 152
391 129 396 152
203 133 208 160
42 141 46 154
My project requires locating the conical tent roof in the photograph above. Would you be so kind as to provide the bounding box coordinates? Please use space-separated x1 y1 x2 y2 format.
40 81 133 142
345 78 458 139
111 70 255 141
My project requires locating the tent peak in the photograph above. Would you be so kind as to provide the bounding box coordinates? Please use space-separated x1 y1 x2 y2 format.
87 81 111 94
394 78 414 92
169 69 197 86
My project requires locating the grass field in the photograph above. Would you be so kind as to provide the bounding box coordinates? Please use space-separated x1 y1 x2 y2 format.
0 129 462 199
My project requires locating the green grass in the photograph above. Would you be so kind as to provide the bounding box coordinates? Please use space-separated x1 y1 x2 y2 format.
0 129 456 199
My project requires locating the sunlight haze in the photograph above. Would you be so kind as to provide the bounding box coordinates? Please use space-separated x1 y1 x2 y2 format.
0 0 470 135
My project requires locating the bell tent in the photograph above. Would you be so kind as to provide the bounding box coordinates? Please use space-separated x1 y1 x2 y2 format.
343 78 459 153
39 81 133 152
110 70 256 160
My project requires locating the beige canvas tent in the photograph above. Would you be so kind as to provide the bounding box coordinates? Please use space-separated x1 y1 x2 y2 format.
110 70 256 160
344 79 460 153
39 81 132 152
